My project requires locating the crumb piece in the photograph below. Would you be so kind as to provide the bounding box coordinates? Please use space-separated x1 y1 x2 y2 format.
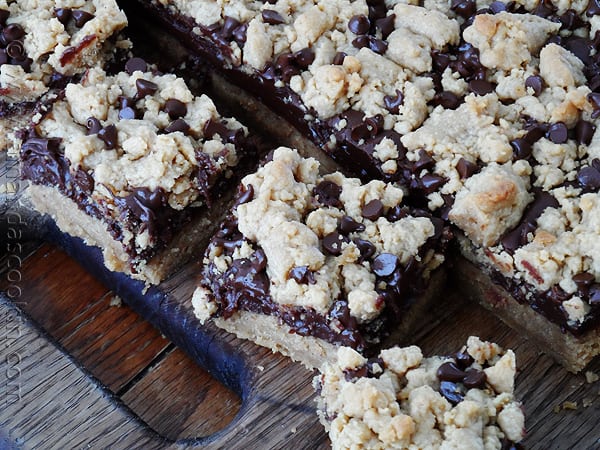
553 404 561 413
585 371 599 384
191 287 217 323
582 398 593 408
562 401 578 410
109 295 122 307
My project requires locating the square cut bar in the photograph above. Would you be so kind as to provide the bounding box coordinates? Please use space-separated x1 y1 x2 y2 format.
192 147 450 369
132 0 600 372
314 337 525 449
0 0 128 154
20 61 258 285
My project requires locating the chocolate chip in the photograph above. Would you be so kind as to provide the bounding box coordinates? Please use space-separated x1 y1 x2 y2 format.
54 8 71 25
489 1 508 13
164 99 187 119
559 9 585 30
12 56 32 72
437 361 467 382
463 369 487 389
432 91 461 109
332 52 346 65
589 284 600 305
565 36 592 64
235 184 254 206
587 0 600 16
232 23 248 44
369 37 388 55
456 158 477 179
573 272 595 290
314 180 342 207
98 124 118 149
85 117 102 135
575 120 596 145
588 92 600 119
136 78 158 98
420 174 446 193
221 16 241 38
501 222 535 252
524 123 547 144
354 239 376 260
455 351 474 369
375 14 395 39
362 199 384 220
6 40 24 60
525 75 544 96
339 215 365 234
118 106 136 120
125 57 147 75
413 149 435 172
469 79 494 95
352 35 370 50
289 266 316 284
510 138 533 160
293 48 315 68
72 10 94 27
577 165 600 191
384 89 404 114
0 10 9 26
533 0 557 17
2 23 24 43
547 122 568 144
439 380 465 405
348 14 370 35
262 9 285 25
322 231 348 256
372 253 399 277
162 118 188 134
451 0 476 18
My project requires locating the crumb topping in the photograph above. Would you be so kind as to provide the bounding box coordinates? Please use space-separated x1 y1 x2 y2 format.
316 337 524 449
0 0 127 103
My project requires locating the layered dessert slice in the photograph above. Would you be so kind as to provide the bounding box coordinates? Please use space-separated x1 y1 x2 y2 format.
134 0 600 372
0 0 128 154
192 147 449 369
20 60 258 284
315 337 525 449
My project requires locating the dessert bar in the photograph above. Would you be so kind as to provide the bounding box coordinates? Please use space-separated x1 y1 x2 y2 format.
21 60 258 284
315 337 525 449
192 147 449 368
133 0 600 371
0 0 128 154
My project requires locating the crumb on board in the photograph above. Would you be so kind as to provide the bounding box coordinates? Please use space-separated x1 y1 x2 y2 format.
585 371 599 384
562 401 578 410
109 295 122 307
257 365 264 372
582 398 593 408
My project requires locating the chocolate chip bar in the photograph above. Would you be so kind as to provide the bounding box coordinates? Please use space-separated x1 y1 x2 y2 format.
192 147 449 369
134 0 600 372
315 337 525 449
0 0 128 154
21 60 257 284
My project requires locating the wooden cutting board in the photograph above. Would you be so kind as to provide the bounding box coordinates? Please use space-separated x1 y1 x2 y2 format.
1 150 600 449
